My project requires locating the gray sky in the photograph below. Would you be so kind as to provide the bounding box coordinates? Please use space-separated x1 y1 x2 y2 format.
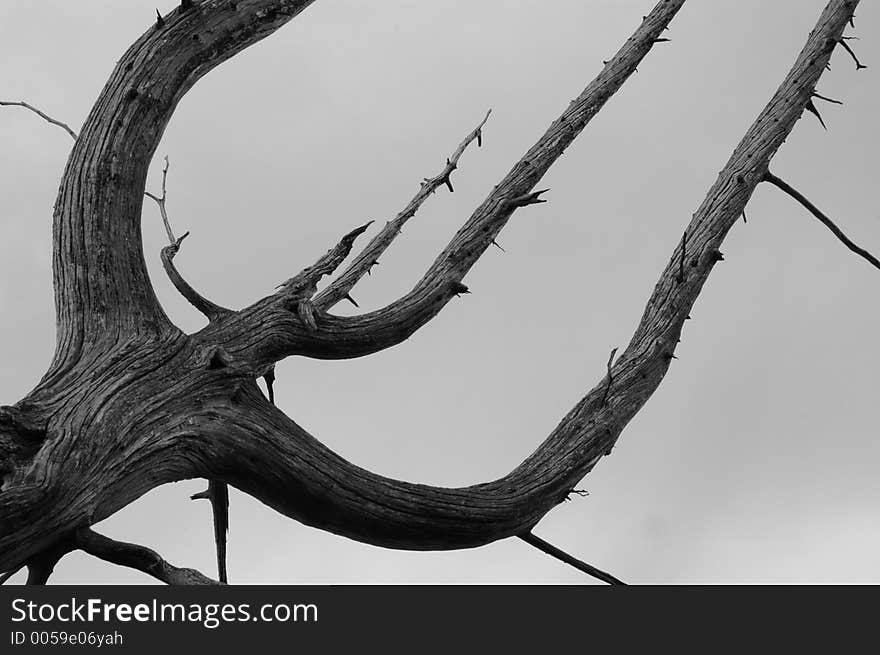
1 0 878 584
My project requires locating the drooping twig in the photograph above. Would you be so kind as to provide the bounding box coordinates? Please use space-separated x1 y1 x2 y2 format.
0 100 78 140
763 171 880 272
313 110 492 311
76 528 222 585
519 532 625 585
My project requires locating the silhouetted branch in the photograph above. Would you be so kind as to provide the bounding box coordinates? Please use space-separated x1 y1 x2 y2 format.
763 171 880 272
519 532 625 585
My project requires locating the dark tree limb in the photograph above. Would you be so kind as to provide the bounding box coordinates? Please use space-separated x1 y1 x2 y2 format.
314 109 492 311
76 529 222 585
518 532 625 585
161 236 233 321
762 171 880 272
0 0 866 582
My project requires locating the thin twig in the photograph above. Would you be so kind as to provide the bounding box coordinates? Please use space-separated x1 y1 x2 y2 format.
313 110 492 311
76 528 222 585
0 100 78 140
144 156 176 243
763 171 880 272
519 532 625 585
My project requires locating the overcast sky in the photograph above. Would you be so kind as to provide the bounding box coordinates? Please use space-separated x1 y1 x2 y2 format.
1 0 878 584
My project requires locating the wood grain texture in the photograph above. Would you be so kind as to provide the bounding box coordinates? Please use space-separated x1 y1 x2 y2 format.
0 0 862 579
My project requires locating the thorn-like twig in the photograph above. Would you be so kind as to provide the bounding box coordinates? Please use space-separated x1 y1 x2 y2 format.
508 188 550 208
763 171 880 273
450 281 470 297
653 38 671 43
155 9 165 28
601 347 618 406
741 210 747 224
0 100 78 140
491 239 506 253
144 156 176 243
519 532 625 585
838 38 867 70
263 365 276 405
811 91 843 106
804 100 828 130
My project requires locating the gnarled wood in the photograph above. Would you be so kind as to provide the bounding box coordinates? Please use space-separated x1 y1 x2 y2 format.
0 0 866 582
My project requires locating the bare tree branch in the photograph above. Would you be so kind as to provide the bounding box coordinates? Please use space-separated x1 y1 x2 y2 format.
144 156 177 244
171 1 860 556
190 481 230 583
763 171 880 272
213 0 688 370
314 110 492 311
0 100 77 140
518 532 625 585
76 529 223 585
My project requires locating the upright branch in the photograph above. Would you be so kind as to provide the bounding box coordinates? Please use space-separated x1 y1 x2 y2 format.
314 109 492 311
762 171 880 272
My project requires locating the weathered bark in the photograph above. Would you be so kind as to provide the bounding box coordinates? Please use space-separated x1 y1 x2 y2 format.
0 0 862 580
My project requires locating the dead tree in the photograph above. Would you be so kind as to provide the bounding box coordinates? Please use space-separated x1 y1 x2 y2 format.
0 0 872 585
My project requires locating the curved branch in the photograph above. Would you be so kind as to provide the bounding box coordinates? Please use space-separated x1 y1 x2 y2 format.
209 0 687 369
76 528 222 585
162 235 233 321
186 0 858 553
0 100 78 140
49 0 318 372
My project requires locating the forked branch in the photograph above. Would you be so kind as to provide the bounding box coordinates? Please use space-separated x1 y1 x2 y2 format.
314 110 492 311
